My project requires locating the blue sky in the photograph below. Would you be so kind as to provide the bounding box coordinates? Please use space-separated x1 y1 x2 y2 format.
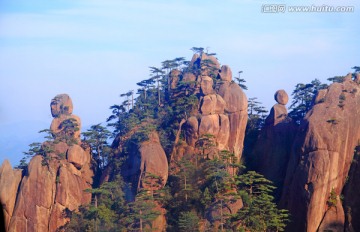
0 0 359 165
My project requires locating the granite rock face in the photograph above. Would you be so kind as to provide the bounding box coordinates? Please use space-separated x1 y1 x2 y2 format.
0 160 22 231
281 75 360 231
342 146 360 232
50 94 82 142
170 54 248 163
119 131 168 231
253 90 296 200
1 94 93 232
167 54 247 228
122 131 168 198
274 89 289 105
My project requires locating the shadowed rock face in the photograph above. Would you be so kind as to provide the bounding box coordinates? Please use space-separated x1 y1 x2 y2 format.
281 75 360 232
342 146 360 232
0 94 93 232
119 131 168 232
253 90 296 200
122 131 168 201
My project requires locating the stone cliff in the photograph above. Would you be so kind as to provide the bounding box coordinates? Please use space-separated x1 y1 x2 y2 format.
253 90 296 200
170 53 248 165
168 53 247 228
281 74 360 231
2 53 359 232
0 94 93 232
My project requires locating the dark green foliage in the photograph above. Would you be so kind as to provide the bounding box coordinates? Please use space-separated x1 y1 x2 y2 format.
243 97 268 170
200 58 218 78
124 190 161 231
246 97 268 131
64 176 127 232
191 47 204 55
82 124 112 170
327 76 345 83
60 118 80 143
15 157 28 170
233 171 290 231
178 211 200 232
23 142 54 166
61 48 290 231
327 188 337 208
289 79 328 124
352 66 360 73
235 71 248 90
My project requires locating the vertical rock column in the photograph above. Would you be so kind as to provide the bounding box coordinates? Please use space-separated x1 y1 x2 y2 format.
176 54 248 162
281 75 360 232
8 94 93 232
0 160 23 231
253 90 296 200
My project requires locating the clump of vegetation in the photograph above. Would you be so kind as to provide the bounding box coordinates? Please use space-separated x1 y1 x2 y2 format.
327 188 337 208
288 79 328 125
328 76 345 83
63 48 290 231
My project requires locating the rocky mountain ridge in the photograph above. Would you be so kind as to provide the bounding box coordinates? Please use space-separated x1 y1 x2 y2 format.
1 53 359 232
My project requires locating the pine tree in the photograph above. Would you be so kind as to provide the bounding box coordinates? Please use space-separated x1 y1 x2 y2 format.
235 71 248 90
64 176 127 232
82 123 112 169
232 171 290 231
352 66 360 73
327 76 345 83
178 211 200 232
289 78 328 124
124 190 161 231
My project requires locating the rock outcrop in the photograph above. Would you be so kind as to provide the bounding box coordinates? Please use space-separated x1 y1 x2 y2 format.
281 75 360 231
253 90 296 199
1 94 93 232
119 131 168 231
0 160 22 231
342 145 360 232
122 131 168 200
50 94 81 143
168 53 247 229
171 53 248 163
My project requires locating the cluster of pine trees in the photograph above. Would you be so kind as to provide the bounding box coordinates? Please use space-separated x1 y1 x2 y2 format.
61 48 289 231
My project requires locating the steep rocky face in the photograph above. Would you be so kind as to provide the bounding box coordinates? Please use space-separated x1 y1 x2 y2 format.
2 94 93 232
120 131 168 232
171 54 248 163
281 75 360 231
0 160 22 231
342 145 360 232
122 131 168 200
253 90 296 200
168 54 247 229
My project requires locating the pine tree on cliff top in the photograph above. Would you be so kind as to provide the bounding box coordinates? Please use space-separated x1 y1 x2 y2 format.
289 78 327 124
